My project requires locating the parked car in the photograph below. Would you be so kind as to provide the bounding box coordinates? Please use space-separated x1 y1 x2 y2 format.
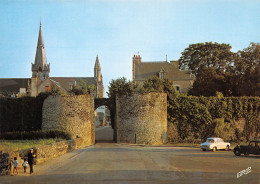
200 137 230 151
234 138 260 156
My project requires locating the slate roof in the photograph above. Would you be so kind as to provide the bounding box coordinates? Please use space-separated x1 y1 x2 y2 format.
134 61 195 81
0 78 30 94
0 77 96 96
50 77 96 91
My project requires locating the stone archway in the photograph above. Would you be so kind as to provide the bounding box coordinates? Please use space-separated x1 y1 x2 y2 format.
94 98 112 110
94 98 115 142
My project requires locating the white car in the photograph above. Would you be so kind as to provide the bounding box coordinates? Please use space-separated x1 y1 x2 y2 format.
200 137 230 151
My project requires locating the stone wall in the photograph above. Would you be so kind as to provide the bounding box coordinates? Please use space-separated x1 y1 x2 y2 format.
35 138 85 164
0 138 86 175
0 152 11 176
116 93 167 145
42 95 95 145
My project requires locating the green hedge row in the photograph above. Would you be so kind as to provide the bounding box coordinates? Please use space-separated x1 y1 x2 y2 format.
0 94 48 133
0 130 72 140
168 95 259 141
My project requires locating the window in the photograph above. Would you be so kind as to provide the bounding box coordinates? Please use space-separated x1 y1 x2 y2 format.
160 72 165 79
174 85 180 92
159 69 165 79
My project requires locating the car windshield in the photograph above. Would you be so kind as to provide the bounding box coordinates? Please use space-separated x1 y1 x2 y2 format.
206 139 215 143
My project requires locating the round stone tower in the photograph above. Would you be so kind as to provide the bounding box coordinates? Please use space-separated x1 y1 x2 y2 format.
115 92 167 145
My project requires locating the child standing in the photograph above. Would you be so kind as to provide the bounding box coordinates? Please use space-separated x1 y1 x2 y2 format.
13 157 18 175
22 158 28 173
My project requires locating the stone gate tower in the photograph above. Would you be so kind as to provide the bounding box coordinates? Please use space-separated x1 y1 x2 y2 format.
31 23 51 97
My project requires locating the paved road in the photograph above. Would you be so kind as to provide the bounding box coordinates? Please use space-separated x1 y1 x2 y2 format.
0 143 259 184
95 126 114 142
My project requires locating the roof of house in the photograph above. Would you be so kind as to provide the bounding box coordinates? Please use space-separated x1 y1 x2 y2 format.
0 78 30 94
134 61 195 81
0 77 97 95
50 77 96 91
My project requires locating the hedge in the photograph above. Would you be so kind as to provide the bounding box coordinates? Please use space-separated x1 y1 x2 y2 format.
168 95 259 141
0 130 72 140
0 94 48 133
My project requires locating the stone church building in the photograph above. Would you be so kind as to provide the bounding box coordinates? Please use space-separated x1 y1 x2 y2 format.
0 23 104 98
132 54 195 93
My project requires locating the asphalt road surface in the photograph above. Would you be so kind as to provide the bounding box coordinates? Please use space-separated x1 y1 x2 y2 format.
1 142 259 184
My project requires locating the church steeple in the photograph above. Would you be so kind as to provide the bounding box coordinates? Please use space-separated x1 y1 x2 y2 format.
94 55 101 69
94 55 101 82
94 55 104 98
31 22 50 77
31 22 51 97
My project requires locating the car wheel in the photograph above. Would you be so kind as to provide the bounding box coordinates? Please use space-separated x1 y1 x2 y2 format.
213 147 217 152
225 145 229 151
234 149 241 156
202 149 206 151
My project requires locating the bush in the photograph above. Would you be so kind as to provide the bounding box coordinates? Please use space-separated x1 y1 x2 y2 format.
213 118 235 141
0 130 72 140
0 96 46 132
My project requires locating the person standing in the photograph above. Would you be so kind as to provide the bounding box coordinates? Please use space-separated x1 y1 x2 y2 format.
28 149 36 174
22 158 28 173
13 157 18 175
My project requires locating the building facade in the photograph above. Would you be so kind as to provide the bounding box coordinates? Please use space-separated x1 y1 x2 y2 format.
132 54 195 93
0 23 104 98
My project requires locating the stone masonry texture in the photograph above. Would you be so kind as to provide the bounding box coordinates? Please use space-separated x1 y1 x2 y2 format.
0 152 11 176
116 92 167 145
42 95 95 145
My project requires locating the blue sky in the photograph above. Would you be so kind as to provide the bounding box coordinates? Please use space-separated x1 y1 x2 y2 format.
0 0 259 96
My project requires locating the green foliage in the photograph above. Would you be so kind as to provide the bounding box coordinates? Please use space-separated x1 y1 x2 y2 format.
179 42 233 76
107 77 135 98
179 42 259 96
50 83 67 96
0 130 72 140
169 96 259 141
0 96 45 132
213 118 234 141
244 115 260 141
107 77 136 128
0 139 62 152
231 43 260 96
107 76 259 142
69 80 96 95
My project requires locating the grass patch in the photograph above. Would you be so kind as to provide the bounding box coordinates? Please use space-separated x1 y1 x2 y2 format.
0 130 72 140
0 139 63 152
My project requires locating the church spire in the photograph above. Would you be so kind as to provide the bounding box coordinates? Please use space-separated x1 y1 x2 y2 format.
94 55 101 82
32 22 50 76
94 55 100 69
34 22 47 67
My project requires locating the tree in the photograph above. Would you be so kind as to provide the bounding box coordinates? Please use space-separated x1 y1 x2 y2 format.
107 77 135 128
179 42 234 75
50 83 67 96
107 77 135 99
232 43 260 96
70 80 96 95
179 42 234 96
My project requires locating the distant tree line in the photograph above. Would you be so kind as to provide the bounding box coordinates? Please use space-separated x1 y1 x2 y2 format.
179 42 260 97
